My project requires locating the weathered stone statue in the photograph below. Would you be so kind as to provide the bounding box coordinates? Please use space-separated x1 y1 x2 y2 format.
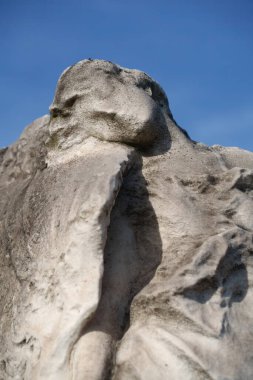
1 60 253 380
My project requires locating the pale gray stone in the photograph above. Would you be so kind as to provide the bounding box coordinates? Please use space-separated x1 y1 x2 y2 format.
1 59 253 380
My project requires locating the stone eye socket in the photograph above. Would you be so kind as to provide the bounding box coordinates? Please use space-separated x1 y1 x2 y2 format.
149 83 168 109
139 80 164 107
143 85 153 97
50 107 71 119
50 107 61 119
50 95 78 119
63 95 78 109
138 80 167 108
138 80 153 97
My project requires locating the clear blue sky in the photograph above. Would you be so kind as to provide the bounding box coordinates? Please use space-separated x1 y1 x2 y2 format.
1 0 253 150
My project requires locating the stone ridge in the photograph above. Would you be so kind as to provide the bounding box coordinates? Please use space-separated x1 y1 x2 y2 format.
1 60 253 380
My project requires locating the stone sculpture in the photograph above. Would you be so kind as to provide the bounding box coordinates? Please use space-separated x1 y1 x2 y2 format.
1 59 253 380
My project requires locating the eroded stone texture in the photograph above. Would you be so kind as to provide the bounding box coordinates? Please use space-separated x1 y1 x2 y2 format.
1 59 253 380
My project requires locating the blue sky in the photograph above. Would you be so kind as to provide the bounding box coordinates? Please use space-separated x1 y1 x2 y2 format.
1 0 253 150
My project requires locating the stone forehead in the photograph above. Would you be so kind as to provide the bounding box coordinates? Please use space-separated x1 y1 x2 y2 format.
55 59 155 96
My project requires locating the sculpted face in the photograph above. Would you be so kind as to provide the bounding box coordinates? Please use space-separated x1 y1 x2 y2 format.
49 60 170 149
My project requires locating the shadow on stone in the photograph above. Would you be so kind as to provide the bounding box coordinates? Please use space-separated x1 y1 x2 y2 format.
82 154 163 341
182 245 248 307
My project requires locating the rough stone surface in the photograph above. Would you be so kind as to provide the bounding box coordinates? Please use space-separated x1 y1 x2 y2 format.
1 59 253 380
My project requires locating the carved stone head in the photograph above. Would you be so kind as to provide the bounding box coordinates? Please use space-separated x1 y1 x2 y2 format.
49 60 170 149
